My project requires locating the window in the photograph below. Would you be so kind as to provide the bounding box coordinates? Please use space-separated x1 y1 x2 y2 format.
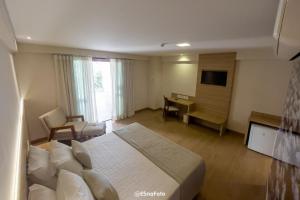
92 59 112 121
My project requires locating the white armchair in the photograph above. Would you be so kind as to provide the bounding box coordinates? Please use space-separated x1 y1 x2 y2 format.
39 108 106 142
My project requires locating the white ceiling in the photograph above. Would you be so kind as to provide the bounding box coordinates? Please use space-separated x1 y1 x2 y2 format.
5 0 279 55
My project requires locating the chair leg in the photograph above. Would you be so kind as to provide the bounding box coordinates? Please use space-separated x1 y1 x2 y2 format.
164 110 168 121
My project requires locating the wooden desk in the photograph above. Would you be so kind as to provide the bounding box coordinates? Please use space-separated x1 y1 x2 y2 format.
167 97 195 112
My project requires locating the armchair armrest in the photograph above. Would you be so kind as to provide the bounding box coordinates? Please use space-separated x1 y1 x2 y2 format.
66 115 85 122
49 125 76 141
67 115 84 122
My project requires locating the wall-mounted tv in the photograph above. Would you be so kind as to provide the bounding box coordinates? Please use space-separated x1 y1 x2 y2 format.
201 70 227 86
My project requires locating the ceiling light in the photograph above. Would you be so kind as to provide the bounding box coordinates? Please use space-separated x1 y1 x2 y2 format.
178 55 190 62
176 43 191 47
26 36 32 40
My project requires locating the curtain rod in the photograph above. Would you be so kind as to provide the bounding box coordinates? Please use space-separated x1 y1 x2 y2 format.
52 53 135 61
93 57 134 61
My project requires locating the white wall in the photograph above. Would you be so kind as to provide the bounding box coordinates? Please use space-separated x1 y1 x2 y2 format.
14 44 150 141
0 1 22 199
148 57 163 109
0 0 17 51
14 43 292 140
133 60 149 111
14 53 56 141
159 51 292 134
228 60 291 133
0 42 21 200
162 62 198 97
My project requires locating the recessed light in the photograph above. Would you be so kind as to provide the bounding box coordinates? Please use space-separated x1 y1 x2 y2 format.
176 43 191 47
26 36 32 40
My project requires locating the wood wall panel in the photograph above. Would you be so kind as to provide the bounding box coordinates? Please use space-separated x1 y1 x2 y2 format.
195 52 236 119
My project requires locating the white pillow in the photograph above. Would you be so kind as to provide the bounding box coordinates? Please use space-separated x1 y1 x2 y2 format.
28 146 55 175
49 141 83 176
29 184 56 200
82 170 119 200
56 170 95 200
28 146 57 189
72 140 92 169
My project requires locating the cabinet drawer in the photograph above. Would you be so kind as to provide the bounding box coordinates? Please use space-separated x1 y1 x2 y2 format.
248 124 278 156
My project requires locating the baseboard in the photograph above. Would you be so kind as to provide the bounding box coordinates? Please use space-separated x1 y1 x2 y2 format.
135 108 150 113
226 128 244 135
31 137 48 145
148 107 162 111
135 107 162 112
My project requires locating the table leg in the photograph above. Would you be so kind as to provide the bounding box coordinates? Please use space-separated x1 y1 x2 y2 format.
219 124 225 136
183 114 189 126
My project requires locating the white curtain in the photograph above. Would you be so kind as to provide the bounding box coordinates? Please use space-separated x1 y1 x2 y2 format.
110 59 135 120
72 56 99 123
55 55 135 122
53 54 76 115
54 55 99 123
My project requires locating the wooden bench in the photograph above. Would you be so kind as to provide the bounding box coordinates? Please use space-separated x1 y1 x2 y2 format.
187 111 226 136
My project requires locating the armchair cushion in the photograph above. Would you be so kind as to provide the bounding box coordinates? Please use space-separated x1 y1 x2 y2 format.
44 108 67 129
53 121 88 140
64 121 89 132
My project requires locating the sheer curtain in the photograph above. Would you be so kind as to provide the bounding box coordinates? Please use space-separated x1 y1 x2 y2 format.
269 60 300 199
55 55 135 122
53 54 76 115
72 56 99 123
54 55 99 123
110 59 135 120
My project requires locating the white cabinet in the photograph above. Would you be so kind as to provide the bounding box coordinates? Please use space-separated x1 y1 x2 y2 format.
247 124 278 157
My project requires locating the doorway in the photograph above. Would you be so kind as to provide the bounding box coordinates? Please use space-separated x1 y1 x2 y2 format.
92 59 112 122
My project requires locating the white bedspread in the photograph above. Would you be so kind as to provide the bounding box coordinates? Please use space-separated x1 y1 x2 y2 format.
83 133 180 200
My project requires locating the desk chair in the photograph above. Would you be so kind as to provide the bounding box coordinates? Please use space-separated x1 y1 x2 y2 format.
163 96 179 120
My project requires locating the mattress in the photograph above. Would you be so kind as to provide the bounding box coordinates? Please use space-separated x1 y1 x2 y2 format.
114 123 205 200
83 133 180 200
83 123 205 200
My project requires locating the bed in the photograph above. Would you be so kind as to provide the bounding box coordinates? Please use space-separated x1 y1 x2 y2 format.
83 123 205 200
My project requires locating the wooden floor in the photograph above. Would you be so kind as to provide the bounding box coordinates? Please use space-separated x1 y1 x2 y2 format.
112 109 272 200
37 109 272 200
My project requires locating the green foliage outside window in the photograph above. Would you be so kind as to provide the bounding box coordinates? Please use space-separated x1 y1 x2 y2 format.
94 71 103 90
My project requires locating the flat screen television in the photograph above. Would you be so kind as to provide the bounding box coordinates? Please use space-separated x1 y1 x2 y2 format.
201 70 227 86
